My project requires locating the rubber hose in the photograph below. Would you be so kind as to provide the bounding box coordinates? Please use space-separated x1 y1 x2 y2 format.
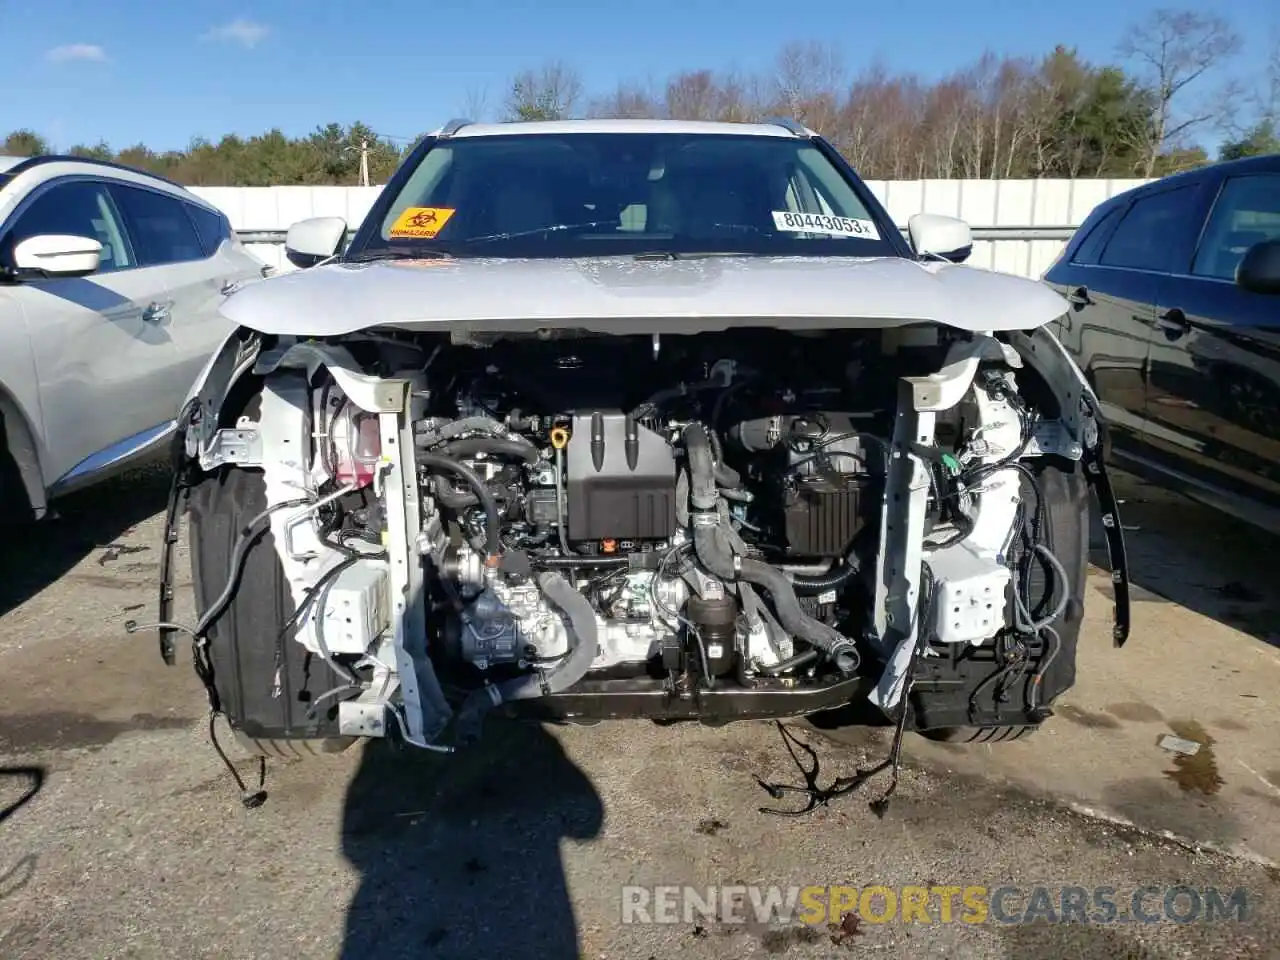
791 553 861 594
455 572 599 739
684 424 720 511
533 555 630 569
432 476 479 509
686 427 853 664
758 649 820 677
736 556 850 652
419 452 501 556
438 435 539 464
415 416 507 445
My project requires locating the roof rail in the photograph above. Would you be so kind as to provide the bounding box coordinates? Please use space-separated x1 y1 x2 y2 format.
764 117 810 137
438 118 474 138
5 154 189 190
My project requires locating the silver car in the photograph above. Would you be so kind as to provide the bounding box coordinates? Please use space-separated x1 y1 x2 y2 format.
161 119 1132 807
0 155 265 521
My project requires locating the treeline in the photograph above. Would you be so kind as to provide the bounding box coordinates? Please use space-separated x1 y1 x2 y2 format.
5 8 1276 186
2 122 409 187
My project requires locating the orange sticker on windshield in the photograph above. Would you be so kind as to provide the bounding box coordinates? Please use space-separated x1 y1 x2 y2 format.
389 206 455 239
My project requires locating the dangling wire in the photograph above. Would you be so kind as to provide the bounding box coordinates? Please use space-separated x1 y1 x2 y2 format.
207 713 268 809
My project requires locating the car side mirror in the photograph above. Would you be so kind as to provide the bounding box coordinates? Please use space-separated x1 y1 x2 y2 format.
285 216 347 269
11 234 102 278
907 213 973 263
1236 238 1280 295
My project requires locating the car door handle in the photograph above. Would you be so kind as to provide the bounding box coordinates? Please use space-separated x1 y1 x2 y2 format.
1066 285 1093 307
142 301 172 324
1155 308 1189 337
221 279 245 296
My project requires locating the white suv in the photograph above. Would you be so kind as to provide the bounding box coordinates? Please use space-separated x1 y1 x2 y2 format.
0 155 266 521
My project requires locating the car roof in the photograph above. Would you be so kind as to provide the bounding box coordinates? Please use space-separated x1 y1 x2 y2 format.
0 154 222 213
1101 153 1280 212
432 117 817 139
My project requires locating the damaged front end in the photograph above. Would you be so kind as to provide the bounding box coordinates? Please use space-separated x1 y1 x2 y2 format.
156 319 1130 766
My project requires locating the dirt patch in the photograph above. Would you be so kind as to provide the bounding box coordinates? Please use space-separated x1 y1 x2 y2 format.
1056 704 1122 730
1213 717 1249 732
758 925 825 953
1106 701 1164 723
1241 787 1280 809
1100 778 1240 845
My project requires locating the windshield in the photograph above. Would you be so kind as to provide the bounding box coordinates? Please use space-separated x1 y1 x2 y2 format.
364 133 897 259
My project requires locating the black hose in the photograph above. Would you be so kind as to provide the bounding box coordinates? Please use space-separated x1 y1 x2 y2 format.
790 552 861 594
437 435 539 464
419 453 501 557
533 555 630 569
431 476 479 509
758 649 820 677
455 572 599 741
415 415 507 445
684 424 856 671
715 463 742 489
684 424 719 511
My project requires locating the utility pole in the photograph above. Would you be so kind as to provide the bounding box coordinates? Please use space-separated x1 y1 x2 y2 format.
358 137 369 187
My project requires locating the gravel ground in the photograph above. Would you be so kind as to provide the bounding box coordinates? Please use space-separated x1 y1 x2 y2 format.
1 466 1277 959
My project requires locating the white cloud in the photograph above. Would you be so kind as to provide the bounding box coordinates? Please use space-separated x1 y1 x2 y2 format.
203 18 270 49
46 44 108 64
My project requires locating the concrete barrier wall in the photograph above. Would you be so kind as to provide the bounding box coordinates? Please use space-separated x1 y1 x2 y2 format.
189 178 1151 278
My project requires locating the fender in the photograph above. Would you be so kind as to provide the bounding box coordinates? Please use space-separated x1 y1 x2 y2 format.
1009 326 1131 647
0 386 47 521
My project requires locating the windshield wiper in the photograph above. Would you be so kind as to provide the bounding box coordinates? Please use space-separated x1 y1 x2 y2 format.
632 251 765 261
463 221 619 245
345 247 452 263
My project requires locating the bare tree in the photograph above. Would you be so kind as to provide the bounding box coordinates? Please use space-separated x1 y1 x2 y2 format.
772 41 844 135
1118 8 1241 176
505 60 584 121
588 81 660 119
461 84 491 122
665 70 721 120
1260 30 1280 123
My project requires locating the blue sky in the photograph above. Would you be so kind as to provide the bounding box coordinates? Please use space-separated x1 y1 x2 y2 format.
1 0 1276 152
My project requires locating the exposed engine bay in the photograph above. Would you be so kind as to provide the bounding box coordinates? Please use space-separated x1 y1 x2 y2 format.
419 332 886 690
171 322 1130 758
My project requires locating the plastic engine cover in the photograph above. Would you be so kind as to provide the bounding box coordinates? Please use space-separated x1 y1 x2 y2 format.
565 411 677 542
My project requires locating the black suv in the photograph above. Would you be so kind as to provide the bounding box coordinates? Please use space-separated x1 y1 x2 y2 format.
1044 154 1280 532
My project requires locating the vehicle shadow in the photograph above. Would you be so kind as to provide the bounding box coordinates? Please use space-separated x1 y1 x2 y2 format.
0 462 170 617
339 718 603 959
0 765 46 902
1090 469 1280 647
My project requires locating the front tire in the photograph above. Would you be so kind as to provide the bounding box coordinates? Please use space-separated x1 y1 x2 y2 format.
188 465 354 757
905 462 1089 739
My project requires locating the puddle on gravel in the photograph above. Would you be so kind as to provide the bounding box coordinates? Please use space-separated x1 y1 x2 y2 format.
1105 701 1164 723
1162 719 1224 796
1055 704 1122 730
0 711 192 754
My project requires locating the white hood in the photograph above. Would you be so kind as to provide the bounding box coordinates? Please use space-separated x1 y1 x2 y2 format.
220 254 1069 337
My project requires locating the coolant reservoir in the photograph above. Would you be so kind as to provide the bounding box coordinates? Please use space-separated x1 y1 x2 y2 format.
333 405 381 487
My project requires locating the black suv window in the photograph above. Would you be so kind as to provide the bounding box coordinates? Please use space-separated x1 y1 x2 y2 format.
1192 174 1280 280
186 202 232 256
1099 185 1198 272
1070 206 1123 265
111 185 206 265
4 180 134 273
